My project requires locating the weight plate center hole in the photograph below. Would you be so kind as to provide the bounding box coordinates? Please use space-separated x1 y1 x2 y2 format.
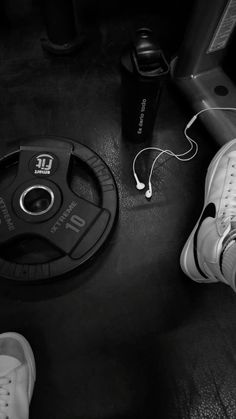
20 185 55 216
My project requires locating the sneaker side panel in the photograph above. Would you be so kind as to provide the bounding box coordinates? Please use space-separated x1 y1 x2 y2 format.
180 138 236 283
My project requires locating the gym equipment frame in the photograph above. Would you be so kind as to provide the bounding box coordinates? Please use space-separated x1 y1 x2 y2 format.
173 0 236 145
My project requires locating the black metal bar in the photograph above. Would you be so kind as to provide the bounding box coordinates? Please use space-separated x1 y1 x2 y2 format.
41 0 83 55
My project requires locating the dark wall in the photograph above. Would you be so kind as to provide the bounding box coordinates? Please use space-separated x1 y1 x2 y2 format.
1 0 193 30
1 0 195 62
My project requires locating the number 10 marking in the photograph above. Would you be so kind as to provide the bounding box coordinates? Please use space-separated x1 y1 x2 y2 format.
65 214 86 233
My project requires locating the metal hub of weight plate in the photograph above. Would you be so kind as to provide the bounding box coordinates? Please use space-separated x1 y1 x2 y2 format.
0 136 118 282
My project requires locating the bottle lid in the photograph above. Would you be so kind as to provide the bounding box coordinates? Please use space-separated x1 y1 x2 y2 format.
132 28 169 78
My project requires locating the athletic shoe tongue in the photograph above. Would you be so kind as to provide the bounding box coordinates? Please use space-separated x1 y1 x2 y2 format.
0 355 21 376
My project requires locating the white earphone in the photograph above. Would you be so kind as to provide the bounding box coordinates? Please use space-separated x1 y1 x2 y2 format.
133 107 236 199
145 184 152 199
134 172 145 190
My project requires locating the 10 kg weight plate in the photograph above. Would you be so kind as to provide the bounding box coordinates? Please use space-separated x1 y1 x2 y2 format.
0 136 118 282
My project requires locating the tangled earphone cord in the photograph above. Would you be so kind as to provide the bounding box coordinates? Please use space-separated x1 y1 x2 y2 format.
133 107 236 199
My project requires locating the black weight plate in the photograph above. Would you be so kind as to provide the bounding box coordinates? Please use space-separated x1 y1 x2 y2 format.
0 136 118 282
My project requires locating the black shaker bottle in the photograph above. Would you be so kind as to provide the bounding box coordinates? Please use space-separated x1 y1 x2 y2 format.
121 28 169 143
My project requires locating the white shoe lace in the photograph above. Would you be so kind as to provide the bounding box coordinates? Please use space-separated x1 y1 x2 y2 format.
0 376 11 419
220 162 236 230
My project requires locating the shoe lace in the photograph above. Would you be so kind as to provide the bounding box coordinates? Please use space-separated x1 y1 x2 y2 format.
221 163 236 227
0 376 11 419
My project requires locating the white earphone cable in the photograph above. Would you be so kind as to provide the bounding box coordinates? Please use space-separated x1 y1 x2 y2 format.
133 107 236 198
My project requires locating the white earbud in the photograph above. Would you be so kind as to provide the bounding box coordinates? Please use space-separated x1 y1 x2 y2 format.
134 173 145 190
145 183 152 199
136 181 145 190
145 190 152 199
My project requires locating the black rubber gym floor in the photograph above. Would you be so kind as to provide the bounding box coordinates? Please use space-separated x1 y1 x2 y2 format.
1 2 236 418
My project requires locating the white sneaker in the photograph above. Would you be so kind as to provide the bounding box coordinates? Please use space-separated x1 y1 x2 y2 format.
0 332 36 419
180 138 236 291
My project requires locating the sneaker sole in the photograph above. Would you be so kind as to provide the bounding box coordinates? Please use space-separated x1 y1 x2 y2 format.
0 332 36 401
180 138 236 283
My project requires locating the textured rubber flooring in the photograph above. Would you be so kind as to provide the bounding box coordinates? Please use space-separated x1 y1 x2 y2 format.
1 3 236 419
